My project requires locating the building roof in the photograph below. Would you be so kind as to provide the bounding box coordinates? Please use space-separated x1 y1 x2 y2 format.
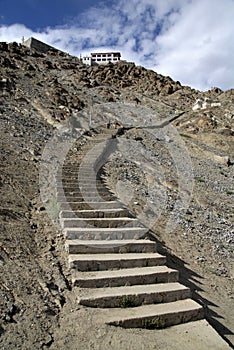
91 52 121 56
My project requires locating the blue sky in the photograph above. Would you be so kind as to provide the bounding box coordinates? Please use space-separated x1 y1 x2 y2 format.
0 0 100 29
0 0 234 91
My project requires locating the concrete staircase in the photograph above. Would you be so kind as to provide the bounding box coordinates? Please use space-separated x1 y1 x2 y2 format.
57 132 204 329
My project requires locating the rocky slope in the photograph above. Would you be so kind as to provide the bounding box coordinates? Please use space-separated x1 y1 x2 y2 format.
0 41 233 349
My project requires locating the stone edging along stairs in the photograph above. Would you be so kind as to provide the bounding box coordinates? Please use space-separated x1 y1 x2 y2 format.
56 131 204 329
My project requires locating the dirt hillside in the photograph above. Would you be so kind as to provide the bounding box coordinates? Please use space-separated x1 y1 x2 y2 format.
0 41 233 349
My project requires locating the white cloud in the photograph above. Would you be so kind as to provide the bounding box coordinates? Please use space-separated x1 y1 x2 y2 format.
0 24 34 43
153 0 234 89
0 0 234 91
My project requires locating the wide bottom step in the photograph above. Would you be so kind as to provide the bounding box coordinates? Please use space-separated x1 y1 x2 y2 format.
106 299 204 328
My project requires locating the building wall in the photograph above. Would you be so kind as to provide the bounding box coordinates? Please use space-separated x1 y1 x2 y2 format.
82 56 92 66
23 37 56 53
82 52 121 66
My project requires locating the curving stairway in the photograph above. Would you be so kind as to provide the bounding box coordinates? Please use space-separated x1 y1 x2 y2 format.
56 131 204 329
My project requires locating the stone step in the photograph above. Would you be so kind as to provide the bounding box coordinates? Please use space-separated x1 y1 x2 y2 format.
65 164 95 168
73 184 105 189
57 182 103 187
57 190 109 197
79 181 108 190
65 162 96 166
61 217 141 229
57 184 113 197
57 191 108 198
59 201 125 210
76 168 97 174
72 265 178 288
59 180 102 185
58 182 109 187
60 175 81 179
57 185 93 192
79 168 98 171
66 239 157 254
78 161 100 164
69 252 166 271
57 195 115 202
77 177 99 181
64 227 147 240
60 208 131 218
78 184 111 189
56 185 105 190
106 299 204 328
77 172 97 176
62 164 96 173
78 172 99 176
59 191 111 196
57 183 107 188
61 172 96 177
77 176 100 180
62 170 80 174
57 192 113 199
61 174 96 179
78 164 102 167
77 182 104 186
77 283 190 308
56 181 80 185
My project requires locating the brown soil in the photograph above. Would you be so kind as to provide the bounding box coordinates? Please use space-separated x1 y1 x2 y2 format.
0 41 233 349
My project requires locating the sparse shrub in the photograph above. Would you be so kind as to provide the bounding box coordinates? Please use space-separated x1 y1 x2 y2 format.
195 177 205 183
226 190 233 195
118 296 136 308
180 133 192 138
143 317 165 329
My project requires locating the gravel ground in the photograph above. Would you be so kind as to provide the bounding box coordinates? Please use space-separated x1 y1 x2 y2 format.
0 42 233 348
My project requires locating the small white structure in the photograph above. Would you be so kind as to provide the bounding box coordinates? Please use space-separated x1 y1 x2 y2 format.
192 97 221 111
82 52 121 66
211 102 221 107
192 98 203 111
201 97 212 110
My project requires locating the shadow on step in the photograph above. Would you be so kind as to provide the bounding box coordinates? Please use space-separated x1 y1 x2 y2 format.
148 231 234 348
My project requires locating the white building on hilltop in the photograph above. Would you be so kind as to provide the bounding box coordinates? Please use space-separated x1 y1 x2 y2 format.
82 52 121 66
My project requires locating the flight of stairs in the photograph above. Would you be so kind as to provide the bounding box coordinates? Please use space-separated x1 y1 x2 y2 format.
56 132 204 329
